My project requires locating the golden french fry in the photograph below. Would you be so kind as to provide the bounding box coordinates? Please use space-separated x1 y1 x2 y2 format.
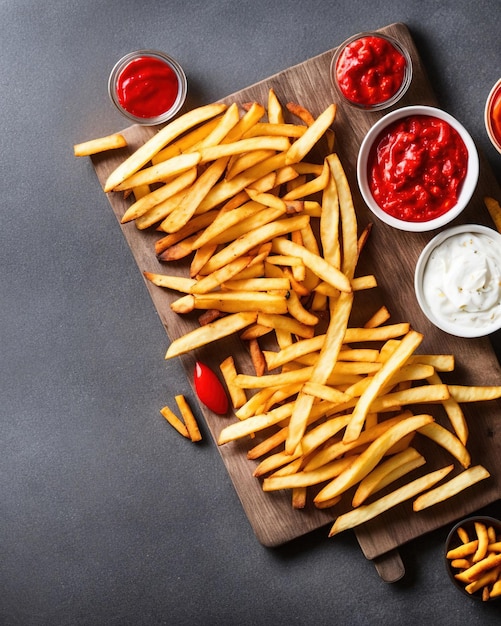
152 115 221 164
160 405 190 439
343 330 424 443
271 236 351 293
427 371 468 445
268 88 285 124
329 153 358 279
198 135 291 163
328 465 454 536
219 356 247 409
352 448 426 507
314 413 434 503
285 104 336 164
190 256 253 294
160 156 230 233
412 465 490 512
418 421 471 468
364 306 391 329
202 214 310 275
282 160 330 201
447 540 479 560
165 311 257 359
175 395 202 442
143 271 197 293
190 292 288 315
74 133 127 156
472 522 490 563
104 102 226 191
448 385 501 402
121 167 198 224
243 122 307 138
113 152 202 191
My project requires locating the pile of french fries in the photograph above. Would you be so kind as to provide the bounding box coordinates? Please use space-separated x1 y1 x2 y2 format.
446 520 501 600
76 89 501 538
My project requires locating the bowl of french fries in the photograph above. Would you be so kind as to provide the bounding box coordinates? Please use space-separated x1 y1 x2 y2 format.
357 105 479 232
445 515 501 601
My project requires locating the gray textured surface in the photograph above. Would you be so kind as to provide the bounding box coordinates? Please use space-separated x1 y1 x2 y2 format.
1 1 500 624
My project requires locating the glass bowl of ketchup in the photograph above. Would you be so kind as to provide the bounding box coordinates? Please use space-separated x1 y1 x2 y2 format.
331 32 412 111
357 105 479 232
108 50 187 125
485 78 501 154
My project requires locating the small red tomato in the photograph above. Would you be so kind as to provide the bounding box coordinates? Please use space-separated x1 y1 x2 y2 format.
194 361 229 415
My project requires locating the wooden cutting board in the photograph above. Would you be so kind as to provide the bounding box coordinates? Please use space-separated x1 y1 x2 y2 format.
90 23 501 579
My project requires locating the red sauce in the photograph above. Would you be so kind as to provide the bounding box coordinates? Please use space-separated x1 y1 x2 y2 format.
115 55 179 119
488 83 501 148
368 115 469 222
335 35 407 107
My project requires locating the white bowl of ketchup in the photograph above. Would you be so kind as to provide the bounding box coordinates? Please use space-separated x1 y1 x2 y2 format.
357 105 479 232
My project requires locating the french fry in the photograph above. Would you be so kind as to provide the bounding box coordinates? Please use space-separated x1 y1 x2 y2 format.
314 414 434 504
285 104 336 165
160 157 230 233
268 88 285 124
352 447 426 507
165 311 257 359
201 214 310 275
343 330 424 443
328 465 454 536
143 271 197 293
121 167 198 224
74 132 127 156
113 152 202 191
248 338 266 376
418 421 471 468
271 236 351 293
103 102 226 192
412 465 490 511
160 405 190 439
175 395 202 442
219 356 247 409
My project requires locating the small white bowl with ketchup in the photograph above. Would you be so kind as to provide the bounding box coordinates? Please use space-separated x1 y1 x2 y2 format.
108 50 187 125
357 105 479 232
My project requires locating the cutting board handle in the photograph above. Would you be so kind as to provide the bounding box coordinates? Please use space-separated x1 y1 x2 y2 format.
372 549 405 583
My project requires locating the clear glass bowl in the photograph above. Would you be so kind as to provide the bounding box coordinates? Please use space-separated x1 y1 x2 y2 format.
331 32 412 111
108 50 187 125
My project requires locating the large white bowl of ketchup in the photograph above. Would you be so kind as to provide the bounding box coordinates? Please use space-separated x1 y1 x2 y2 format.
357 105 479 232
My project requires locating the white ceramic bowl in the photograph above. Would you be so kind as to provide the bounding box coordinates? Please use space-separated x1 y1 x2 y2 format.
357 105 479 232
414 223 501 337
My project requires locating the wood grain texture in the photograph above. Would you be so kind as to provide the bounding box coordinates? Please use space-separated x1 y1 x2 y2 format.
91 23 501 555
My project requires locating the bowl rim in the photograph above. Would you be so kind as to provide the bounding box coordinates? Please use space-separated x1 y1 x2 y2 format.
356 105 480 232
444 515 501 602
414 223 501 338
108 49 187 125
484 77 501 154
330 31 413 111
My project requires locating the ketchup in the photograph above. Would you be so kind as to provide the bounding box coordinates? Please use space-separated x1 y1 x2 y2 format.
335 35 408 107
368 115 468 222
115 55 180 119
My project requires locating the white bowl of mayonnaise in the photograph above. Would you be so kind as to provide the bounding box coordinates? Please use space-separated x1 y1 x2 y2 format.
414 224 501 337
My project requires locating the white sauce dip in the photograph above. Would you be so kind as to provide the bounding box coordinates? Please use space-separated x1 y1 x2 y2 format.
421 231 501 332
